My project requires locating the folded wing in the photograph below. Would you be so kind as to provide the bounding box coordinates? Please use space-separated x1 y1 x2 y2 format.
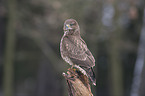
63 37 95 68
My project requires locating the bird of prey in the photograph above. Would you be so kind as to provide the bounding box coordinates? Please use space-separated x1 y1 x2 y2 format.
60 19 96 85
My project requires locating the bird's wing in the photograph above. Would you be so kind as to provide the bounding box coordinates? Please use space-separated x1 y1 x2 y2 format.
80 37 95 64
63 37 95 67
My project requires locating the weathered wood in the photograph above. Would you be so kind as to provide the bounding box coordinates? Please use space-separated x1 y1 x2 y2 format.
62 68 93 96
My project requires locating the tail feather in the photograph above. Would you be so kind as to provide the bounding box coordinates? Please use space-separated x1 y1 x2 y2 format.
83 67 96 86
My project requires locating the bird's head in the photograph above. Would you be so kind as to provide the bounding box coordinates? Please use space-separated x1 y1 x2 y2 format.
63 19 80 35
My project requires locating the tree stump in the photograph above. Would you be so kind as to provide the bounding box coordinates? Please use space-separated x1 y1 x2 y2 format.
62 68 93 96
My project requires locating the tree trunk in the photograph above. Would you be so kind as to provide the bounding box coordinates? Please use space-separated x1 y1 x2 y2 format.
108 1 123 96
130 6 145 96
3 0 17 96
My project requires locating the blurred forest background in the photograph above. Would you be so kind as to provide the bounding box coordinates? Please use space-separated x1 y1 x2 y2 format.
0 0 145 96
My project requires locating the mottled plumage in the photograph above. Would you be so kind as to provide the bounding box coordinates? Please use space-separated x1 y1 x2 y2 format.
60 19 96 85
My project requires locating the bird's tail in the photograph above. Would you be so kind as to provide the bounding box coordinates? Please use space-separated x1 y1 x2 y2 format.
83 67 96 86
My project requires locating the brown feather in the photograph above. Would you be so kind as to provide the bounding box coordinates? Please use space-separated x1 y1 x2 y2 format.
60 19 96 85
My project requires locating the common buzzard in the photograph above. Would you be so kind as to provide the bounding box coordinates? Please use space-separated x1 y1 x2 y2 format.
60 19 96 85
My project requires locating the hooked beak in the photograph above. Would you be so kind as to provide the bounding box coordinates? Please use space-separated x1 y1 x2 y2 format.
65 24 72 30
